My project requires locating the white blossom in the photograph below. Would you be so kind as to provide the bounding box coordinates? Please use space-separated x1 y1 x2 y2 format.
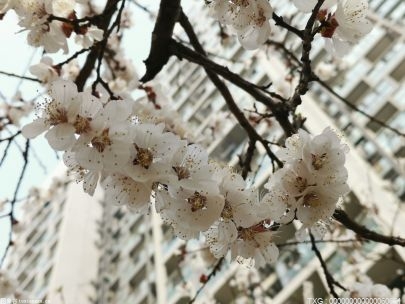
334 0 372 44
230 227 279 268
22 79 79 150
208 0 273 50
156 187 224 240
263 127 349 228
75 25 104 48
342 281 395 299
29 56 59 84
291 0 337 13
124 123 183 182
103 173 152 212
0 270 17 296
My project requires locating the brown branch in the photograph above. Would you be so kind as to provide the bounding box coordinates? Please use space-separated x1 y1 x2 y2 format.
188 257 224 304
289 0 325 109
277 238 363 247
333 209 405 246
241 140 257 179
268 39 405 138
92 0 127 98
0 130 21 142
75 0 120 91
315 77 405 138
178 10 283 170
272 13 304 39
0 71 41 83
310 232 346 298
170 40 296 137
140 0 181 82
56 47 91 67
131 0 156 18
0 139 30 268
0 139 12 167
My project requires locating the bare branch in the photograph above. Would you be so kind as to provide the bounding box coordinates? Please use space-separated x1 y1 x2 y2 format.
310 232 347 298
315 77 405 138
289 0 325 109
0 71 41 83
75 0 121 91
272 13 303 39
178 10 283 170
140 0 181 82
0 139 30 268
188 257 224 304
333 209 405 246
170 40 296 137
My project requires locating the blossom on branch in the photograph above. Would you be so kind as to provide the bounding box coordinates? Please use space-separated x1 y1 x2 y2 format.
208 0 273 50
20 75 350 268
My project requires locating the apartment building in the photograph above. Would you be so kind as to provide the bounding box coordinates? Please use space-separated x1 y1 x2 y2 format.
94 1 405 303
5 170 102 303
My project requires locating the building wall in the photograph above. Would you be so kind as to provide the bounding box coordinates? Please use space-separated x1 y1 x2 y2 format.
6 170 103 303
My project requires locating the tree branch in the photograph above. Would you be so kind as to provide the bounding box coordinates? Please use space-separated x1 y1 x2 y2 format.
289 0 325 109
75 0 120 91
178 10 283 170
315 77 405 138
0 71 41 83
272 13 303 39
170 40 296 137
140 0 181 82
310 232 346 298
333 209 405 246
188 257 224 304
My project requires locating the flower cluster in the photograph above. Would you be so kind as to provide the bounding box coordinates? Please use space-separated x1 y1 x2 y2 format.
292 0 373 56
208 0 273 50
22 79 350 268
0 270 18 297
1 0 103 53
208 0 372 53
342 279 396 299
0 93 33 129
262 128 350 232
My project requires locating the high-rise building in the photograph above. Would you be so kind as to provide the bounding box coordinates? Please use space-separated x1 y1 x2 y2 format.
5 1 405 303
95 1 405 303
5 169 103 303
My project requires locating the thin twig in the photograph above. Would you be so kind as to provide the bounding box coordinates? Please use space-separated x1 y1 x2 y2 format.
289 0 325 109
0 71 41 83
188 257 224 304
178 10 283 170
310 232 346 298
272 13 304 39
170 40 296 137
333 209 405 246
0 139 30 268
315 77 405 137
277 238 362 247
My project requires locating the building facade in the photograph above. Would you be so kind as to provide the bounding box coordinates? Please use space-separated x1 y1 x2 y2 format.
5 170 103 303
95 1 405 303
